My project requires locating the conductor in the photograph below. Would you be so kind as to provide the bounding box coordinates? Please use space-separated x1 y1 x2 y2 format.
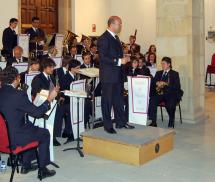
98 16 134 134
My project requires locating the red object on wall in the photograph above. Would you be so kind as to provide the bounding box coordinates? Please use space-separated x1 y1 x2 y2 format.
92 24 96 32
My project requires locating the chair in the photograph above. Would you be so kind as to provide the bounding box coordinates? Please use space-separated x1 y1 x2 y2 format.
158 101 182 128
205 53 215 86
0 112 40 182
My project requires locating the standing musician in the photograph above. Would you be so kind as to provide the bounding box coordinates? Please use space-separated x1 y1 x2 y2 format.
2 18 18 58
25 17 46 54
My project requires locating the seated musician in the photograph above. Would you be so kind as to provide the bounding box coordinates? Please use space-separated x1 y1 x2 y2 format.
25 17 46 53
0 66 57 179
20 58 40 85
146 52 156 67
138 57 151 77
148 57 183 128
31 58 63 146
145 44 156 62
69 46 78 59
2 18 18 58
128 35 141 54
80 51 93 129
90 44 99 67
6 46 28 67
77 35 91 54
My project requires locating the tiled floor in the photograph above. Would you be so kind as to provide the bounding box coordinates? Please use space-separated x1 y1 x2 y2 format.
0 88 215 182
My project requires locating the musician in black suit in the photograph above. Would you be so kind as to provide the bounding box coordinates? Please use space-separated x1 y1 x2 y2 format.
53 56 72 88
20 58 40 85
6 46 28 67
31 58 64 146
148 57 183 128
53 56 74 143
25 17 46 52
79 51 93 129
68 46 78 59
138 57 151 77
31 58 56 98
90 44 99 68
57 60 81 143
0 67 57 179
2 18 18 58
97 16 134 134
128 35 141 54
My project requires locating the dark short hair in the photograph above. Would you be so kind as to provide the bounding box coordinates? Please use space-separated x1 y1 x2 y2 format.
68 59 81 71
40 58 56 71
29 58 39 66
162 57 172 69
32 16 40 22
0 66 19 85
62 55 72 67
70 46 77 50
82 51 91 59
9 18 18 24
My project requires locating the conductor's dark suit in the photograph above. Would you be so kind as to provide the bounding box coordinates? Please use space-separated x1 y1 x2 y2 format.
25 27 45 52
2 27 17 58
148 69 183 126
97 30 127 129
0 85 51 168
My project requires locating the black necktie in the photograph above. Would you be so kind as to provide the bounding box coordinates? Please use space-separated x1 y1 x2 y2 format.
115 35 120 42
161 71 168 81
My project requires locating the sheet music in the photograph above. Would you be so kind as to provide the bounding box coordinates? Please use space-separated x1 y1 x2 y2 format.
75 54 83 64
17 34 29 58
64 90 87 98
52 57 62 69
12 63 28 73
25 71 40 101
79 68 99 78
55 34 64 57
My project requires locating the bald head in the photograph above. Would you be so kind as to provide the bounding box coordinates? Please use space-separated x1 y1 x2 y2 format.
107 16 122 34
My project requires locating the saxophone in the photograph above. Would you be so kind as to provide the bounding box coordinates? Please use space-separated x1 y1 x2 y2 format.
156 76 169 95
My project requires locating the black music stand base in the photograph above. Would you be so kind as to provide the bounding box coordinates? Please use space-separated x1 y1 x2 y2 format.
50 161 60 168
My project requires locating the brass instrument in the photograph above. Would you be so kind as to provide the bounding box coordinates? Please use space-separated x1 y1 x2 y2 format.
63 30 78 55
156 76 169 95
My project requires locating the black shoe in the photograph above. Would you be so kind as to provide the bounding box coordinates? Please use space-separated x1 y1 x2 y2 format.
21 164 38 174
149 122 157 127
62 132 70 138
116 124 135 129
53 138 61 146
64 136 74 145
38 167 56 180
104 128 117 134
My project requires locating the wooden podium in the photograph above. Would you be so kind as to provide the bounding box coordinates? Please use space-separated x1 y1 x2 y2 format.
82 125 175 166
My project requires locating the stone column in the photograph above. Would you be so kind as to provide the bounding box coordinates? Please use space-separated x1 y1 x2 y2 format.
156 0 205 123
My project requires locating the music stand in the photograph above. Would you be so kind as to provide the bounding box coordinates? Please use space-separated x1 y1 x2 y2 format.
78 68 100 129
63 90 88 157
